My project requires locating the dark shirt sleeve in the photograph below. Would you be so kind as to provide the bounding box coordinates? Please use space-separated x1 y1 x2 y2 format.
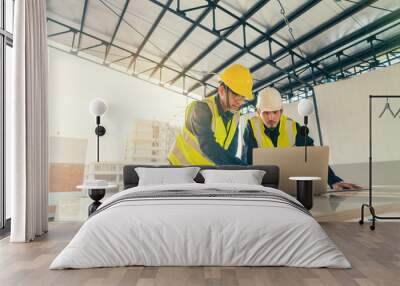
188 102 243 165
242 120 258 165
294 123 343 188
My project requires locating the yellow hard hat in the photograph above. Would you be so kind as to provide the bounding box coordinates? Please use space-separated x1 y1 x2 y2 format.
220 64 253 101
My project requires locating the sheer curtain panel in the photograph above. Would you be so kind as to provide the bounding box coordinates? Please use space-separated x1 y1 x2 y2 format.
9 0 48 242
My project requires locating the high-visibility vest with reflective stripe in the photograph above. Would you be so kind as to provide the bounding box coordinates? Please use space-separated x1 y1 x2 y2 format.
168 96 240 166
249 115 297 148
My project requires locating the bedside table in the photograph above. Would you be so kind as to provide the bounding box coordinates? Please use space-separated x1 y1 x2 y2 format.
289 177 321 210
77 184 117 216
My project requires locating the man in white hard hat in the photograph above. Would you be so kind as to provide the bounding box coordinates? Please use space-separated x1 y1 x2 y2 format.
242 87 362 191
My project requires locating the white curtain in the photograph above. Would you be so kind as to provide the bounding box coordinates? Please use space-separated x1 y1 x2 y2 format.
9 0 48 242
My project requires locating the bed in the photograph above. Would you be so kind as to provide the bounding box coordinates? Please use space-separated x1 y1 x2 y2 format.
50 165 350 269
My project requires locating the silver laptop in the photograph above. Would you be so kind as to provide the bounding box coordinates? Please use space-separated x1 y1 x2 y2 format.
253 146 329 196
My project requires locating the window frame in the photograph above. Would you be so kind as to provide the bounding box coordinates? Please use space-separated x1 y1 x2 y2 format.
0 0 13 234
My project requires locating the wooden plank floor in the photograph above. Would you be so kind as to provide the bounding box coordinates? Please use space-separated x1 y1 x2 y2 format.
0 222 399 286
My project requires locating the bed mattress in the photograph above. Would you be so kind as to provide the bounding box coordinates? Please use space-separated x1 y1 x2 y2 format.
50 183 350 269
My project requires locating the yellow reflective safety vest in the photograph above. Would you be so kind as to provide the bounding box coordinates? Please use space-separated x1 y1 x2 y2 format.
168 96 240 166
249 115 297 148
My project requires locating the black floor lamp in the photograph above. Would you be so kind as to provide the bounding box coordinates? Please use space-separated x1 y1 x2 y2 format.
297 99 314 162
289 99 317 211
89 98 107 162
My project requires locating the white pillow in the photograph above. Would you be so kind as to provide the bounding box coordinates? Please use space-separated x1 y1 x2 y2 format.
135 167 200 186
200 169 266 185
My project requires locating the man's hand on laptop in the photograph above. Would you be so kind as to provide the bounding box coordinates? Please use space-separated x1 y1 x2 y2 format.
332 182 364 191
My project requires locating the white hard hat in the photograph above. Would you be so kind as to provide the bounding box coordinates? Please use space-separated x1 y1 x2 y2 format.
256 87 282 112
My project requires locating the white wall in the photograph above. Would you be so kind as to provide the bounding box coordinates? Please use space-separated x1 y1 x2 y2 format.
283 64 400 185
49 137 88 164
284 63 400 165
48 47 190 164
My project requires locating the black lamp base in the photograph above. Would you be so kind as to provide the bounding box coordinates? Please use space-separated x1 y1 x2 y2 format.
88 188 106 216
296 180 313 210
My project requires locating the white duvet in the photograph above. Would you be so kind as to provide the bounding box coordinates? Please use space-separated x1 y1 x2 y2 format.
50 183 351 269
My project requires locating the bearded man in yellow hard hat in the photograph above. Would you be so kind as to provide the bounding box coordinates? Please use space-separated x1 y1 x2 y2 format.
168 64 253 165
242 87 362 191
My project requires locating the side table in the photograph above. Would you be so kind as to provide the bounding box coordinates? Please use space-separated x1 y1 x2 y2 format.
289 177 321 210
77 184 117 216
